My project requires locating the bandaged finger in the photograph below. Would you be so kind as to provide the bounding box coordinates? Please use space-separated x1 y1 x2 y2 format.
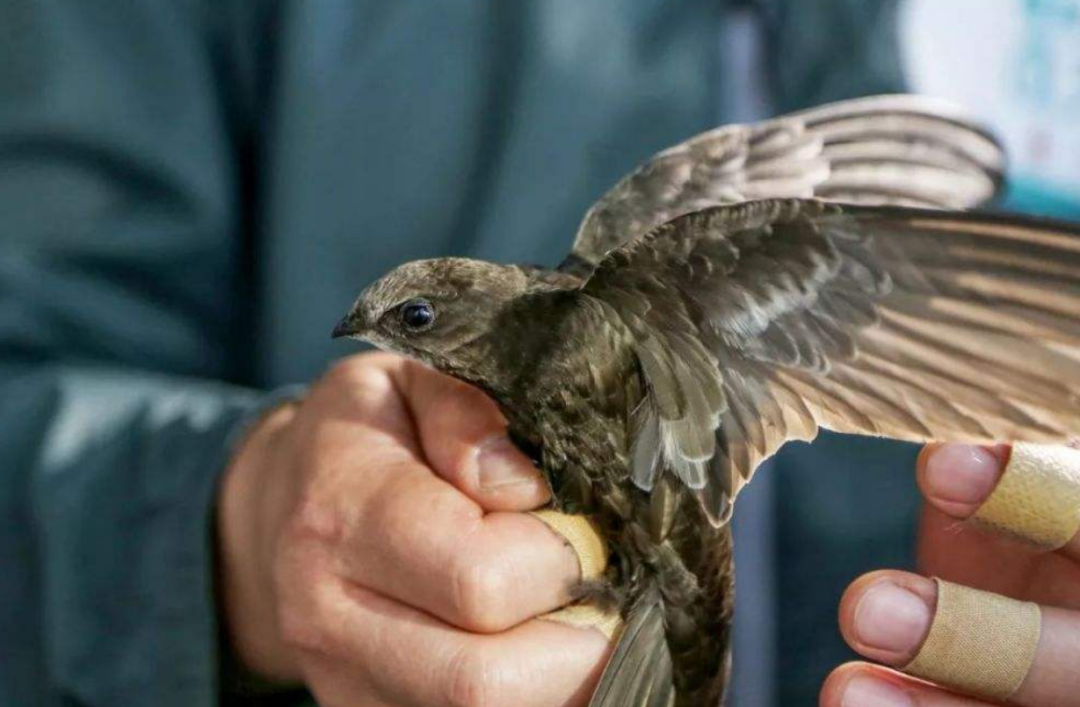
537 603 624 640
530 510 622 639
903 579 1041 702
529 510 609 580
971 442 1080 550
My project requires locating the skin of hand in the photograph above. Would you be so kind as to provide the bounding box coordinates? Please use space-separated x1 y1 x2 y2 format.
823 443 1080 707
216 352 610 707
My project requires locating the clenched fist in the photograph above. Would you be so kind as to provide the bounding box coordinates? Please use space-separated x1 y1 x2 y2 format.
216 353 610 706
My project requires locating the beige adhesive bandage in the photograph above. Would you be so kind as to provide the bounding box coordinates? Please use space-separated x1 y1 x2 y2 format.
529 510 622 640
538 604 624 640
529 510 609 580
971 442 1080 550
904 579 1041 701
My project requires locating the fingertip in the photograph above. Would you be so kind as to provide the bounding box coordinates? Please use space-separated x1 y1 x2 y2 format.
819 662 867 707
483 620 612 707
838 570 898 638
917 443 1006 519
839 571 937 667
526 616 614 656
822 664 918 707
457 441 551 512
475 435 551 510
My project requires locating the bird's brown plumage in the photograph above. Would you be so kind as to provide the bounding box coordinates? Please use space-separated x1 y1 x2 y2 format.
567 94 1004 275
335 95 1080 706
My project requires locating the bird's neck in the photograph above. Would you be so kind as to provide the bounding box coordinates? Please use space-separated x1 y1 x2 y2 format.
433 291 569 417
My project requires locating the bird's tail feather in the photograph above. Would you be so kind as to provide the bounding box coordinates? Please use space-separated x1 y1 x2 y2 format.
588 584 678 707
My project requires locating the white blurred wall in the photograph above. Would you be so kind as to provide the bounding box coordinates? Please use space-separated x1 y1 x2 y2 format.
902 0 1080 199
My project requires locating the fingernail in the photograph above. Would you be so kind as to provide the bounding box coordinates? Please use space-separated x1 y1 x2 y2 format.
841 675 914 707
925 443 1001 506
478 436 541 491
853 581 931 657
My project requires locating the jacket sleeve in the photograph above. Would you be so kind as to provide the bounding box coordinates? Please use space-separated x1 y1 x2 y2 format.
0 3 273 705
754 0 907 111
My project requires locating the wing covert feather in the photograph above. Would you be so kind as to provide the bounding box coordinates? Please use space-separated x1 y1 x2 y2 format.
580 199 1080 524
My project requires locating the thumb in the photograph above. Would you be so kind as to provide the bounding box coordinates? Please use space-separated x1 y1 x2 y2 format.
396 360 551 512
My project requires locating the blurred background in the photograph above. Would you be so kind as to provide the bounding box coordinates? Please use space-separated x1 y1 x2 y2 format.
1 1 1077 706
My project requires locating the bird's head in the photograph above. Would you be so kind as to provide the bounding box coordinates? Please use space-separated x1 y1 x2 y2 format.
332 257 531 375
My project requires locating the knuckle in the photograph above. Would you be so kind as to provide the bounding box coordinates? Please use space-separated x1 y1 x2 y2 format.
415 368 498 424
451 555 514 632
277 598 330 655
270 512 352 655
286 492 348 547
435 378 492 413
436 384 505 434
446 645 505 707
320 356 365 387
319 355 393 396
274 567 336 656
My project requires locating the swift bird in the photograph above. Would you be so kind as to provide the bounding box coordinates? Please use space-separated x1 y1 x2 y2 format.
333 95 1080 706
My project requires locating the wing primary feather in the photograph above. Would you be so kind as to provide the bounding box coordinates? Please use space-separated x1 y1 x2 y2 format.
589 587 674 707
568 94 1004 271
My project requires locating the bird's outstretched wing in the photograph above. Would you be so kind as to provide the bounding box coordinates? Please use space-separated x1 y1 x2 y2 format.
580 199 1080 525
566 95 1005 275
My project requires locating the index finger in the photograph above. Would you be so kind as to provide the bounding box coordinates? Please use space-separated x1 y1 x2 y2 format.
917 443 1080 562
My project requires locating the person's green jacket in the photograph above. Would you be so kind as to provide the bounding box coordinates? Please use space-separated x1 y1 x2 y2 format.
0 2 912 705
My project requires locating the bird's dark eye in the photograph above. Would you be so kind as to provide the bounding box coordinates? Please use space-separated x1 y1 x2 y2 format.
399 299 435 330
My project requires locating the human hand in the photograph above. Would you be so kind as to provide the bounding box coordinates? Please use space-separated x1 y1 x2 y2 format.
823 443 1080 707
217 352 609 706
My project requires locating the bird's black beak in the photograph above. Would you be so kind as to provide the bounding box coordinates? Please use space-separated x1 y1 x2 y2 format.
331 314 360 340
